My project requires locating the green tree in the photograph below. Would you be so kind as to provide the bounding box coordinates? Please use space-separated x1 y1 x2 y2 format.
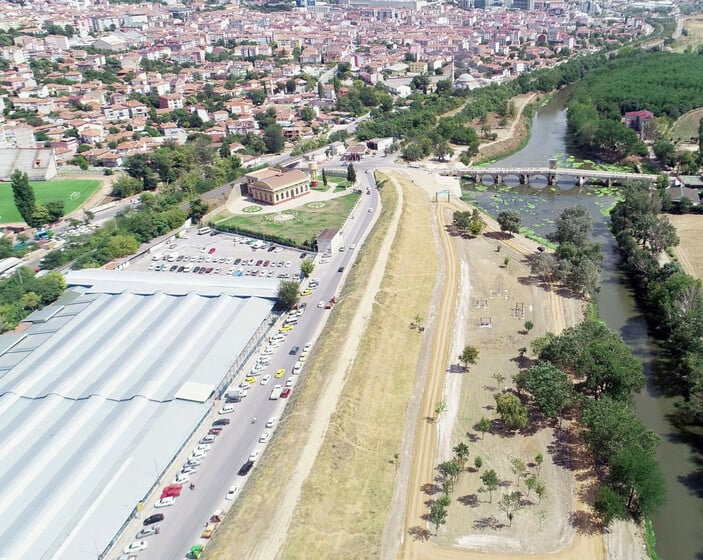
29 205 50 228
434 139 454 161
10 170 36 225
535 453 544 476
513 362 574 420
525 474 539 498
452 442 470 470
453 211 471 232
20 291 41 310
480 469 499 502
189 198 209 222
477 416 491 439
346 163 357 183
609 447 666 516
300 258 315 277
435 399 447 420
549 205 592 247
428 501 448 534
439 460 461 484
459 345 479 371
510 457 527 486
263 124 285 153
0 236 13 259
494 392 528 431
530 252 559 285
498 491 523 526
467 209 486 236
497 210 521 236
105 234 139 259
277 280 300 310
474 456 483 470
321 167 328 186
524 320 534 334
45 200 65 222
594 485 628 526
247 89 266 106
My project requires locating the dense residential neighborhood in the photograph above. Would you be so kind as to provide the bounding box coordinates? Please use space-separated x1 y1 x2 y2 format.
0 0 649 174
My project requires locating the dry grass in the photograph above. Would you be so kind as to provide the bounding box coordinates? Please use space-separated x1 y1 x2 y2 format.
672 16 703 53
669 214 703 280
280 173 439 558
670 107 703 143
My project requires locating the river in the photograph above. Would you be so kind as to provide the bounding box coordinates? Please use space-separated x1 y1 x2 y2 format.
473 87 703 560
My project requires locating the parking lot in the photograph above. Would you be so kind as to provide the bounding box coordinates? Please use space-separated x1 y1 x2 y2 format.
128 228 311 279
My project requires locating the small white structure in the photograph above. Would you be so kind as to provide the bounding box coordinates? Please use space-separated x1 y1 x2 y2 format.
317 228 342 254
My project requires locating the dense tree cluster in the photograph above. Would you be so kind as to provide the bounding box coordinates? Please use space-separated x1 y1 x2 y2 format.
0 268 66 332
10 171 65 227
611 184 703 425
525 318 663 523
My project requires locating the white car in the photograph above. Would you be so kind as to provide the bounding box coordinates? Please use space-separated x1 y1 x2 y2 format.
368 207 373 212
260 374 271 385
249 449 260 462
137 526 159 538
349 244 356 250
318 300 325 308
285 378 295 388
253 362 266 372
266 417 277 428
226 484 240 500
262 348 275 356
258 356 271 365
180 465 197 475
200 434 216 444
124 541 148 554
285 260 292 268
191 450 206 460
259 431 271 443
155 497 175 508
174 472 190 484
219 404 235 414
196 443 212 453
303 342 312 353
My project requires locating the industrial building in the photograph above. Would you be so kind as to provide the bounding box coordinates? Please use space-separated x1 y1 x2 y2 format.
0 270 278 560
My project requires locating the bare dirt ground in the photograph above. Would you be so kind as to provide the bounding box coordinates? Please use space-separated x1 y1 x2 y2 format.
669 214 703 279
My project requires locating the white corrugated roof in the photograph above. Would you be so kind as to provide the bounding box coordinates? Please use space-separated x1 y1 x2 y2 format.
0 272 275 560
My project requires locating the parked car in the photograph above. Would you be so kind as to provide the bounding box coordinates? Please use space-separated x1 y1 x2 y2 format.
137 525 159 539
143 514 164 526
213 418 230 426
124 541 148 554
259 431 271 443
226 484 240 500
289 346 300 355
238 460 254 476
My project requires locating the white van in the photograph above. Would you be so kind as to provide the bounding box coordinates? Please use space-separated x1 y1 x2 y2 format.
292 361 303 375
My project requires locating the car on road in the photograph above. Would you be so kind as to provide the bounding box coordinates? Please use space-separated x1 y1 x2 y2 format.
124 541 149 554
208 428 222 436
180 465 197 475
174 472 190 484
161 484 182 498
318 300 326 308
285 260 292 267
155 496 175 508
226 484 240 500
279 325 294 332
266 417 277 428
137 525 159 538
143 514 164 526
260 374 271 385
218 404 235 414
281 388 292 399
259 431 271 443
262 347 275 356
234 258 242 265
299 289 313 296
349 244 356 250
256 259 263 266
208 247 216 254
200 434 216 444
285 378 295 388
245 376 257 384
213 418 230 426
303 342 312 352
289 346 300 355
275 368 285 378
248 449 260 462
238 460 254 476
369 207 373 212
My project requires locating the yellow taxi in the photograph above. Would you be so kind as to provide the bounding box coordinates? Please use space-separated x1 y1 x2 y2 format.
245 376 257 384
299 290 313 297
275 368 285 378
280 325 294 332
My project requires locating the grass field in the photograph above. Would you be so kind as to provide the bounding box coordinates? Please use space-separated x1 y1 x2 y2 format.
673 16 703 53
215 193 360 246
0 179 100 224
671 107 703 142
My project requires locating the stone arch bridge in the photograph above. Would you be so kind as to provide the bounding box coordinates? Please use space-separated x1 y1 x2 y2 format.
439 166 659 187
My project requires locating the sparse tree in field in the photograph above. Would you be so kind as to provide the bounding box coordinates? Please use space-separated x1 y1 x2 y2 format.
459 345 479 371
524 320 534 334
474 456 483 471
497 210 522 236
439 460 461 484
435 399 448 421
300 258 315 277
525 474 539 498
442 478 454 495
495 392 528 431
346 162 357 183
453 210 471 232
428 501 448 535
477 417 491 439
467 209 486 236
437 493 451 508
321 167 328 186
510 457 527 487
530 252 559 285
503 256 511 267
453 442 470 470
535 481 546 503
492 372 506 387
480 469 499 503
535 453 544 476
498 492 524 526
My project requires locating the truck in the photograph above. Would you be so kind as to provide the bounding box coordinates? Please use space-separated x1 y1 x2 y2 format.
201 510 224 538
269 384 283 400
225 389 243 402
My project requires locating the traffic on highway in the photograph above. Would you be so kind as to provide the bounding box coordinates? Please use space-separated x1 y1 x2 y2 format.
111 166 380 560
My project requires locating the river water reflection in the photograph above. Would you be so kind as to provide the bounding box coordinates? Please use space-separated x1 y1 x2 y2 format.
462 87 703 560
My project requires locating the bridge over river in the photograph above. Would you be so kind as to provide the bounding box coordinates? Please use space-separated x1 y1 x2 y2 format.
439 166 659 186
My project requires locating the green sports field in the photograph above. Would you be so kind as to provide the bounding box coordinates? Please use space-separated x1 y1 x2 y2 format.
0 179 100 224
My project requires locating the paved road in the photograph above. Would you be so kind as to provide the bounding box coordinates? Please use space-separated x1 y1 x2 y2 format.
121 170 380 560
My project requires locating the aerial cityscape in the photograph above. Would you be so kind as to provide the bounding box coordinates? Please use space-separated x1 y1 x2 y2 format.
1 0 703 559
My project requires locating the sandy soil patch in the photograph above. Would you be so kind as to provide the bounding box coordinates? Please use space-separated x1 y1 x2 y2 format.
669 214 703 279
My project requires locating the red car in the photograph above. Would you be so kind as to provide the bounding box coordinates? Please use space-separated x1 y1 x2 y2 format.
281 388 292 399
255 260 263 266
161 484 182 498
263 260 270 267
208 247 216 254
208 428 223 435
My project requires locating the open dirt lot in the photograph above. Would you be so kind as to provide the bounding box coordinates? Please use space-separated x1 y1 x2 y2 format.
669 214 703 279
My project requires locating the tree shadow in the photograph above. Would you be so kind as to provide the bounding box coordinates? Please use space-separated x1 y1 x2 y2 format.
448 363 465 373
466 431 480 443
421 482 440 496
473 516 505 531
408 525 432 542
510 354 535 369
424 416 436 425
569 510 602 535
483 384 498 392
458 494 481 507
483 231 512 241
